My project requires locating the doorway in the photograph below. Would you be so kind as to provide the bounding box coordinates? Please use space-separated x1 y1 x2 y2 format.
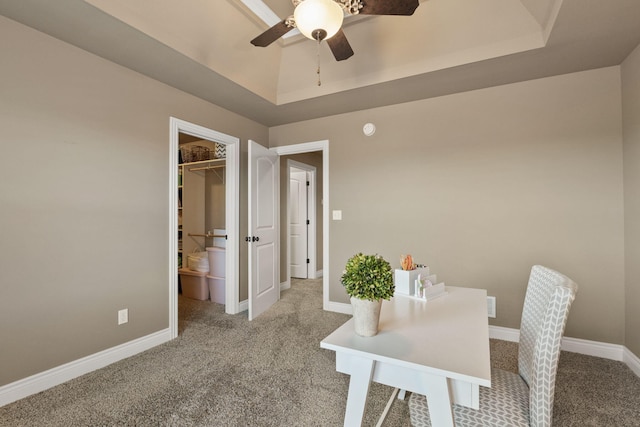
169 118 240 339
287 159 317 280
273 141 330 311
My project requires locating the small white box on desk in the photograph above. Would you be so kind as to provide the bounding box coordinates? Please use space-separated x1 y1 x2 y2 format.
395 267 429 296
423 283 447 301
411 282 448 301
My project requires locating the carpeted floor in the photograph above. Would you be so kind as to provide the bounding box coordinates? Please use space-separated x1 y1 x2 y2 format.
2 278 640 426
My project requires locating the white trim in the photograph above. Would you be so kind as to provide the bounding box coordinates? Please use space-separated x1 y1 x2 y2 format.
488 325 520 342
169 118 241 332
0 329 171 407
561 337 624 361
272 141 330 312
239 0 301 39
225 133 241 315
326 300 352 315
316 269 323 278
488 325 633 364
3 323 639 407
280 279 291 291
239 299 249 313
169 119 179 338
624 347 640 377
239 0 280 26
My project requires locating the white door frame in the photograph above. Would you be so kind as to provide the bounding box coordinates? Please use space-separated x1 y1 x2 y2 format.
273 140 331 311
286 159 317 282
169 117 241 339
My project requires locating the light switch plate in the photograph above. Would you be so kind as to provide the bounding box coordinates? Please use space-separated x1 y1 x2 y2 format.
118 308 129 325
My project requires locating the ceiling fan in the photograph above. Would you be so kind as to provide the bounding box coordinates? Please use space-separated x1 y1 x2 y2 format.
250 0 420 62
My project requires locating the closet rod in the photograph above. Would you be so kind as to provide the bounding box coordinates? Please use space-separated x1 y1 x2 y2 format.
188 165 225 172
188 233 226 239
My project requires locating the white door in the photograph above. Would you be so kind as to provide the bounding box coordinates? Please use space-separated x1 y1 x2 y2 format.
290 169 308 278
248 140 279 320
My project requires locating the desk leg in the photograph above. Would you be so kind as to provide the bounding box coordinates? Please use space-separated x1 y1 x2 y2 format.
422 374 455 427
343 356 375 427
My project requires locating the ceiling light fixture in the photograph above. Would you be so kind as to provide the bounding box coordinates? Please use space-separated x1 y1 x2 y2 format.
251 0 420 87
293 0 344 42
293 0 344 86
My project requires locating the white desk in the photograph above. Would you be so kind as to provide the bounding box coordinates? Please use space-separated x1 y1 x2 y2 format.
320 287 491 427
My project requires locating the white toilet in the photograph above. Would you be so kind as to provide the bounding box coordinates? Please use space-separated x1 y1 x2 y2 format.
206 228 226 304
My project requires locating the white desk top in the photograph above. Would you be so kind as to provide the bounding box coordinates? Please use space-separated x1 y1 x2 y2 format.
321 287 491 387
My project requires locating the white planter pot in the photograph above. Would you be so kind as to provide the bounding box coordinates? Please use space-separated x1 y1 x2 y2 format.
350 297 383 337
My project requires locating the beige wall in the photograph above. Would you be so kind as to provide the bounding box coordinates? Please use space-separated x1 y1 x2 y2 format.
1 7 638 394
0 16 267 386
278 152 324 283
271 67 625 344
622 43 640 356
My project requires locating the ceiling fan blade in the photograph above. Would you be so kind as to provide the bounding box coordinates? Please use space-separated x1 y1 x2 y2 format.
250 20 294 47
359 0 420 15
327 29 354 61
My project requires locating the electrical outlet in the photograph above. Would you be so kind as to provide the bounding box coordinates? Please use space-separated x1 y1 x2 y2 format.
487 296 496 318
118 308 129 325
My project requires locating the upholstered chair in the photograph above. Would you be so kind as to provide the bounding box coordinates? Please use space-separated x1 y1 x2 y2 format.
408 265 578 427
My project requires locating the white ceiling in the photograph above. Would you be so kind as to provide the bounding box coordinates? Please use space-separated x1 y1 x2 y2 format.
1 0 640 126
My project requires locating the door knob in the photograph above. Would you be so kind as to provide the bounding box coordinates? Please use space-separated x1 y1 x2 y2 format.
252 236 260 242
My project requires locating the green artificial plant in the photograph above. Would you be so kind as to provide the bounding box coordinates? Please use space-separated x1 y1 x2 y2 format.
341 253 395 301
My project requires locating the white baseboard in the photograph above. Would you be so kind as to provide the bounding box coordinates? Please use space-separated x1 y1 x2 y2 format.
306 270 323 279
280 280 291 291
488 325 520 342
324 300 352 315
5 308 639 408
561 336 624 361
488 325 632 365
624 347 640 377
238 299 248 313
0 328 171 407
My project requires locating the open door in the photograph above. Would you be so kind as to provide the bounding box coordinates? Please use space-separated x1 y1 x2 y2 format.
289 168 308 278
248 140 279 320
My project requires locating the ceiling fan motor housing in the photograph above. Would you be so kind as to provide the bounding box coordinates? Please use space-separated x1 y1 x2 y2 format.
312 29 328 41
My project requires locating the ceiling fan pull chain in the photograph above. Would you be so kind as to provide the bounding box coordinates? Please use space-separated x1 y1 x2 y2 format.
316 33 322 86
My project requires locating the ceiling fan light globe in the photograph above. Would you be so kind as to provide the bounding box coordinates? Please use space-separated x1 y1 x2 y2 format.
294 0 344 41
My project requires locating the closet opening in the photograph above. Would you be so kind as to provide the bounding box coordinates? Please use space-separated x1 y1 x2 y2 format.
178 134 227 309
169 117 240 339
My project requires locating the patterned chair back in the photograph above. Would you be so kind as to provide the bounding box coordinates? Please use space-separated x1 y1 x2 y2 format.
518 265 578 427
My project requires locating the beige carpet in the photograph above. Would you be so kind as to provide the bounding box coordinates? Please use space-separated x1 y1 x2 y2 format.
1 278 639 426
